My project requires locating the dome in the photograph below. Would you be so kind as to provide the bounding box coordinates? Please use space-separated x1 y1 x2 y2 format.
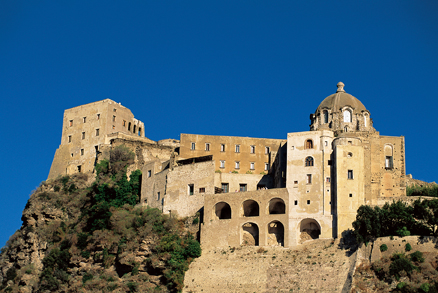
316 82 367 114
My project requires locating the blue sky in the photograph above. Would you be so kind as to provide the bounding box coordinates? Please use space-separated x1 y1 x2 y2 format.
1 1 437 248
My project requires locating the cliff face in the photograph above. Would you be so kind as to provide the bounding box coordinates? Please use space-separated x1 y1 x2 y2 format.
0 147 201 293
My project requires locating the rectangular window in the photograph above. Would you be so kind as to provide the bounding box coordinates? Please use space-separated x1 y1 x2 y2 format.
96 129 100 136
220 144 225 152
123 120 126 127
205 143 210 151
68 135 72 143
239 184 247 192
326 177 331 183
325 141 328 146
264 163 269 171
221 183 229 193
78 165 81 173
349 193 353 198
83 117 86 123
191 142 195 150
307 200 310 205
250 145 255 153
112 125 115 129
294 200 298 205
235 161 240 169
69 120 73 127
306 174 312 184
147 170 151 178
157 192 160 201
294 180 298 184
188 184 194 195
97 114 100 120
113 115 116 122
199 187 205 193
265 146 270 154
348 170 354 179
113 108 117 112
328 160 332 166
220 160 225 168
235 145 240 153
95 145 99 152
81 149 84 156
250 162 255 170
82 132 85 139
385 156 393 169
291 146 295 150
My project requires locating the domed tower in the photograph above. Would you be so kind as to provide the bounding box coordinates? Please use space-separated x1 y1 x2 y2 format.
310 82 375 133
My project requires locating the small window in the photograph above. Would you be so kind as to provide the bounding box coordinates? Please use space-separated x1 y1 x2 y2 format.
349 194 353 198
220 160 225 168
112 125 115 129
265 146 270 154
305 139 313 149
113 115 116 122
96 129 100 136
305 156 314 167
344 126 348 132
220 144 225 152
264 163 269 171
250 162 255 170
69 120 73 127
205 143 210 151
123 120 126 127
82 132 85 139
83 117 86 123
235 145 240 153
68 135 72 143
328 160 332 166
133 125 136 133
239 184 247 192
291 146 295 150
306 174 312 184
326 177 331 183
323 110 328 124
95 145 99 152
78 165 81 173
343 109 352 122
157 192 160 201
147 170 151 178
347 152 353 158
250 145 255 154
191 142 196 150
188 184 194 195
385 156 393 169
235 161 240 169
222 183 229 193
294 200 298 205
81 149 84 156
294 181 298 184
71 153 73 157
97 114 100 120
113 108 117 112
348 170 353 179
307 200 310 205
138 128 141 136
128 122 131 131
325 141 328 146
199 188 205 193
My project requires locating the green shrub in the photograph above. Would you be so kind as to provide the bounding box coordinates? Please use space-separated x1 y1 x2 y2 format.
396 226 410 237
410 251 425 263
405 243 412 251
396 282 406 289
380 244 388 252
81 251 90 258
54 185 60 192
127 282 138 292
82 273 93 284
389 254 417 279
192 217 199 225
419 283 430 293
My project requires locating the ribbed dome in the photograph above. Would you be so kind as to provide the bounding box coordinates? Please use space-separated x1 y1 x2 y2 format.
316 82 367 114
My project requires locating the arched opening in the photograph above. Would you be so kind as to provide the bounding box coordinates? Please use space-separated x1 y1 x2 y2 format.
269 198 285 214
299 218 321 243
241 222 259 246
384 144 394 169
305 156 314 167
343 110 352 122
267 221 284 246
344 126 348 132
323 110 328 124
243 200 259 217
305 139 313 149
364 114 368 127
214 202 231 219
128 122 131 131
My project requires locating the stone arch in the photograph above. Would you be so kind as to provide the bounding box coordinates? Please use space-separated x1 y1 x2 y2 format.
267 221 284 246
305 139 313 149
268 198 285 214
299 218 321 243
241 222 259 246
214 202 231 219
242 200 259 217
384 144 393 156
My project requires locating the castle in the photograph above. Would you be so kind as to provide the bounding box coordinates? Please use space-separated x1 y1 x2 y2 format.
48 82 406 248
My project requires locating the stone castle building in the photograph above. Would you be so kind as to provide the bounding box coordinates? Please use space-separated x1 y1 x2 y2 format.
48 82 406 248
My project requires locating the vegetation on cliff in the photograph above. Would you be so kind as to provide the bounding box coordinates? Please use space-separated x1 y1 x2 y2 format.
0 145 201 293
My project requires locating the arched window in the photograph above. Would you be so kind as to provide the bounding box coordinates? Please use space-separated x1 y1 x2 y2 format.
215 202 232 219
305 156 314 167
267 221 284 246
305 139 313 149
242 200 259 217
364 114 368 127
241 223 259 246
323 110 328 124
343 110 352 122
344 126 348 132
269 198 286 214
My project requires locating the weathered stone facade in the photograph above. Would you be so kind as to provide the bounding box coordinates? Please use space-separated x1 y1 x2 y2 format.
48 82 408 248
